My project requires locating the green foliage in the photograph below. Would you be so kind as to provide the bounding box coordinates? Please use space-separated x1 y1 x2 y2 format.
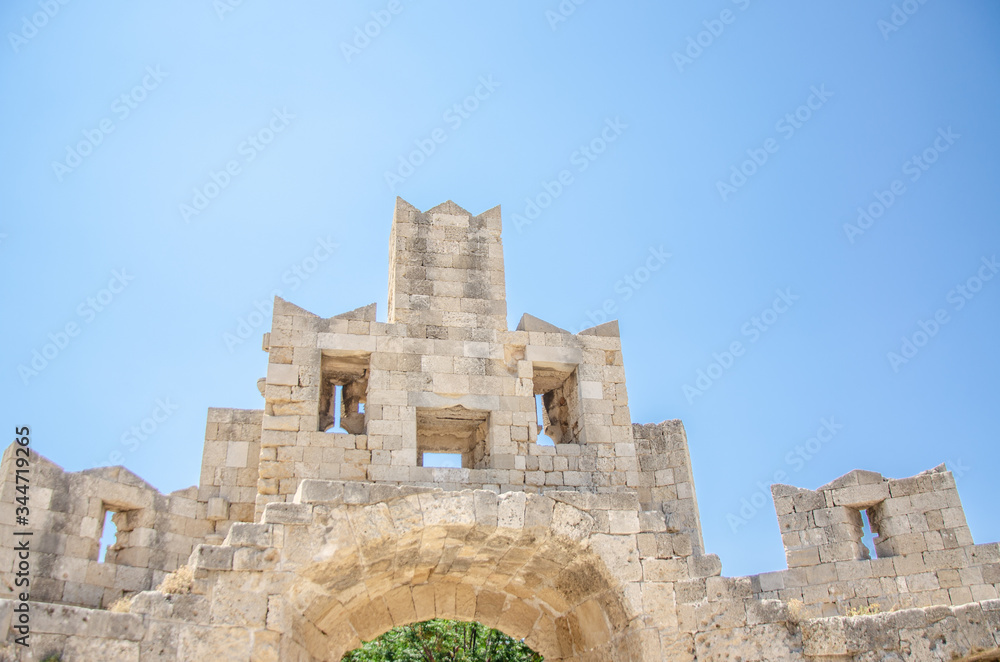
342 619 543 662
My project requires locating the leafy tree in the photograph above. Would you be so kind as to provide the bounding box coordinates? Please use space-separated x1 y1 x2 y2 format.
342 619 544 662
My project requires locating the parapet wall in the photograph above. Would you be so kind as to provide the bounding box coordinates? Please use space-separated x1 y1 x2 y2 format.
253 288 687 519
197 407 263 544
754 465 1000 618
0 447 206 609
0 407 260 610
633 420 704 556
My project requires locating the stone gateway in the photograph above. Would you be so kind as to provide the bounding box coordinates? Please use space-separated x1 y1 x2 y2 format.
1 199 998 660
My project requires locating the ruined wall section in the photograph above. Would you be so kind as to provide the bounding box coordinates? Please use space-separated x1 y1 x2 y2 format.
196 407 262 543
254 297 697 519
3 478 998 661
256 297 376 517
0 446 212 609
749 466 1000 618
633 420 704 556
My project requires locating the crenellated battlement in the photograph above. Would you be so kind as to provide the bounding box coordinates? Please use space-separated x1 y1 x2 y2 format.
1 199 996 661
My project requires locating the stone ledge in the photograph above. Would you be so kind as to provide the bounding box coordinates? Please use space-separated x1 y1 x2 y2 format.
261 503 313 524
0 600 145 640
801 600 1000 658
293 479 439 506
189 544 234 571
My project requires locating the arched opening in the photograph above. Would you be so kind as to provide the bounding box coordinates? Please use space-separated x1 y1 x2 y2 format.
268 491 641 661
341 618 543 661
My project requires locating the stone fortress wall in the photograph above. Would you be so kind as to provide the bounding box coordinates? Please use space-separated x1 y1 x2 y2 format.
0 199 996 661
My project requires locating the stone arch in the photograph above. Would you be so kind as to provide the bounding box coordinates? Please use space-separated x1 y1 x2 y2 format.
264 489 641 661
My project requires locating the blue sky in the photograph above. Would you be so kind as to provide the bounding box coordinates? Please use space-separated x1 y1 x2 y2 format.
2 2 998 578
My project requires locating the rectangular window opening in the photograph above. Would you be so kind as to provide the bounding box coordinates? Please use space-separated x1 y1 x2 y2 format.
324 385 342 432
320 352 370 434
421 452 463 468
98 509 118 563
416 406 489 469
535 394 554 446
860 508 878 559
531 365 581 444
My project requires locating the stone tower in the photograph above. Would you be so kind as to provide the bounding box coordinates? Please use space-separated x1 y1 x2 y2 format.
253 198 703 535
387 199 507 334
0 199 997 661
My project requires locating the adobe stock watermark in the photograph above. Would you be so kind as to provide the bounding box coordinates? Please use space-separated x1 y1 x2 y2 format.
683 288 799 404
843 127 959 244
383 76 500 192
214 0 249 20
7 0 71 53
96 398 179 467
878 0 931 40
179 108 295 223
223 236 338 352
340 0 407 63
948 458 970 480
17 269 135 385
512 117 628 233
51 66 168 182
545 0 588 31
716 85 833 202
672 0 752 73
726 416 845 533
887 255 997 373
568 246 672 333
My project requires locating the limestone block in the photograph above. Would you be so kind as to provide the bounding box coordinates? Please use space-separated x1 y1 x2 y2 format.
544 502 590 543
590 534 642 583
523 494 554 531
411 584 437 622
786 547 821 568
63 637 140 660
190 545 234 571
525 345 582 370
226 441 250 467
203 497 229 522
642 558 686 582
756 570 785 593
262 415 300 431
316 333 376 356
789 490 827 512
805 562 838 585
61 581 104 608
265 363 299 387
745 598 790 626
688 554 722 578
207 408 235 423
580 381 603 400
51 556 89 584
225 523 273 549
250 629 280 662
609 510 641 535
177 624 252 659
685 597 747 632
497 491 527 531
831 483 889 508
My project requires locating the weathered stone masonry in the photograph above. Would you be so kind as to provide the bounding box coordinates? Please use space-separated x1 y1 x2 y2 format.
1 198 997 661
